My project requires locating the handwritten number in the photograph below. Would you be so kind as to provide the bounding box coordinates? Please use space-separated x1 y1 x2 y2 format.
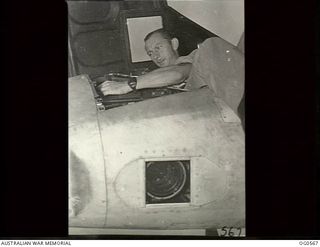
221 226 228 236
237 227 242 236
220 227 243 237
229 227 234 237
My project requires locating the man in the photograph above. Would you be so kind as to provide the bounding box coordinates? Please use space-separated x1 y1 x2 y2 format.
99 29 191 95
99 28 244 116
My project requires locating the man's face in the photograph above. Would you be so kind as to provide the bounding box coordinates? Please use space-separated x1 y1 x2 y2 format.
144 33 178 68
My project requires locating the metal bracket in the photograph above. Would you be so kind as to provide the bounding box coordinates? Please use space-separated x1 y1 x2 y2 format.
87 76 106 112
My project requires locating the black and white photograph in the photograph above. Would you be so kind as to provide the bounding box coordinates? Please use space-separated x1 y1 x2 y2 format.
1 0 319 241
68 0 245 236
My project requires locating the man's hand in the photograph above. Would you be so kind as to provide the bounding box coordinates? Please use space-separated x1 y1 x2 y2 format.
98 80 133 95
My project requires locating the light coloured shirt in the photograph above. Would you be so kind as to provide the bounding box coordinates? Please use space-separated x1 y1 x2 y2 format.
175 37 244 114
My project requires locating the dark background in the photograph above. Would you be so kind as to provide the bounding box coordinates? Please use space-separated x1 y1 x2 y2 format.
0 0 319 239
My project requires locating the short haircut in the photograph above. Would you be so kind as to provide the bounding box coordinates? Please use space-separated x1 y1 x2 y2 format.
144 28 174 42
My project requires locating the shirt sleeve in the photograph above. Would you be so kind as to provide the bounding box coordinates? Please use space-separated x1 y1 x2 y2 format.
174 49 197 65
186 37 244 113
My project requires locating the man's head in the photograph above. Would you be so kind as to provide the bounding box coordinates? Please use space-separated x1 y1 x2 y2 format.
144 29 179 68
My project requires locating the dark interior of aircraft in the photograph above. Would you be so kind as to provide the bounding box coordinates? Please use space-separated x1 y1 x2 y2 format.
68 0 217 110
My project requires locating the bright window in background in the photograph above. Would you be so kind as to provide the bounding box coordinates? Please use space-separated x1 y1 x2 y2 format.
127 16 163 63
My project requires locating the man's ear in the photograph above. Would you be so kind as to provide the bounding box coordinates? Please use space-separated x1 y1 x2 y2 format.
171 38 179 51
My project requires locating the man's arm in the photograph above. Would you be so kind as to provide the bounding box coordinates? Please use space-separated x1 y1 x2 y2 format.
99 63 192 95
136 63 192 89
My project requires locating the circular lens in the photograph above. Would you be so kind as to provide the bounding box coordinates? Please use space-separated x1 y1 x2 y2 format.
146 161 187 200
